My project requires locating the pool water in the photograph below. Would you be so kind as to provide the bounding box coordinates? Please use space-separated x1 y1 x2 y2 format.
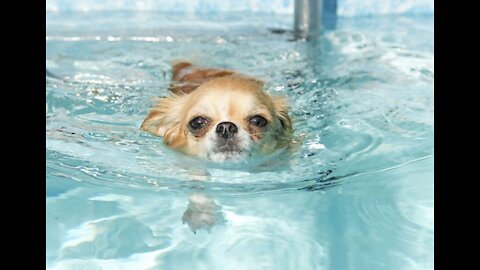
46 11 433 270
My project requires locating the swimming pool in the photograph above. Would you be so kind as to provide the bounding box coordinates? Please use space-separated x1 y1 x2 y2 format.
46 11 433 270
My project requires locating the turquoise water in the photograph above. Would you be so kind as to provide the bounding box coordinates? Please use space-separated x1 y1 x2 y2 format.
46 12 433 270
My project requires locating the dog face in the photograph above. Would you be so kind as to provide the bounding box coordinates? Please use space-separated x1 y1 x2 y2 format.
141 76 292 161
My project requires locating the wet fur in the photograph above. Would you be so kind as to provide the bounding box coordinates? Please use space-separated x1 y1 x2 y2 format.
141 61 293 159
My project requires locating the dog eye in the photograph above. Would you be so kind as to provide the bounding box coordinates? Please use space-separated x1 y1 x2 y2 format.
189 116 209 130
249 115 267 127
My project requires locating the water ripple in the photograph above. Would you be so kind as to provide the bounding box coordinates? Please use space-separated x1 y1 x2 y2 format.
47 12 433 270
45 13 434 201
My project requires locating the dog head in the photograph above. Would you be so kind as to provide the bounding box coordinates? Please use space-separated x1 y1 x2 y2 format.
141 76 292 161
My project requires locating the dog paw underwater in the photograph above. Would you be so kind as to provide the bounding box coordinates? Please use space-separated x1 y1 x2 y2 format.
140 61 294 162
181 193 226 234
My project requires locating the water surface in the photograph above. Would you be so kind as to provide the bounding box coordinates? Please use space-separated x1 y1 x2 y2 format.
46 11 433 270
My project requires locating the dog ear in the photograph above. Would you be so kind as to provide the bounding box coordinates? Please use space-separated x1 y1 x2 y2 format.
271 96 293 133
171 61 193 81
170 60 236 95
140 95 187 147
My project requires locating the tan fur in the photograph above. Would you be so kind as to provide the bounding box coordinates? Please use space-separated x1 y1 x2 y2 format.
141 61 293 159
169 61 236 94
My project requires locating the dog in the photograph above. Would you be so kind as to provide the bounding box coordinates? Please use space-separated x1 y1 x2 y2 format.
140 61 293 162
140 62 294 233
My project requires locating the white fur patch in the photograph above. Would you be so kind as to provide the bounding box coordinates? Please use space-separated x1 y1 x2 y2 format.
201 125 252 162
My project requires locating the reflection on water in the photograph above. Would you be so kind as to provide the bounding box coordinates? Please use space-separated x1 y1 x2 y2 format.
46 12 433 270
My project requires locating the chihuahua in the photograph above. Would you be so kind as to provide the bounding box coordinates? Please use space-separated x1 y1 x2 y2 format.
141 61 293 161
140 62 294 232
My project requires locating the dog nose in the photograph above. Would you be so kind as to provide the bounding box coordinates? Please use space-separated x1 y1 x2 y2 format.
216 122 238 139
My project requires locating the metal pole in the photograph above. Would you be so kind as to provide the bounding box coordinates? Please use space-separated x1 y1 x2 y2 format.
294 0 323 39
